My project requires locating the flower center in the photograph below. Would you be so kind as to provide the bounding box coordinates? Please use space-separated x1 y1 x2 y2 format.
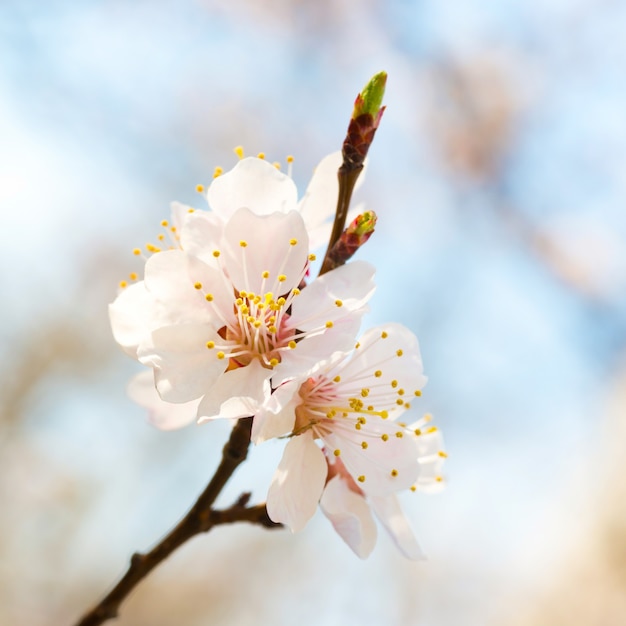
224 288 297 367
293 376 389 437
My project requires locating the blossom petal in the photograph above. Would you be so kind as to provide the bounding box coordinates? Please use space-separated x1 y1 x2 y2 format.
144 251 213 313
338 323 427 400
207 157 298 219
369 494 425 560
127 370 199 430
251 379 299 444
297 152 368 249
297 151 342 230
138 323 224 403
222 207 309 295
290 260 375 331
323 421 420 496
169 200 195 232
196 359 271 421
410 424 447 492
319 475 377 559
109 282 158 356
179 209 224 264
266 434 327 532
273 318 362 385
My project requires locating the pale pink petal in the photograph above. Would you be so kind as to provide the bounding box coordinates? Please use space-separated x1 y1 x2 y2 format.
144 251 216 314
196 359 271 421
222 208 309 295
179 210 224 264
338 323 427 399
143 250 194 301
250 379 299 444
169 201 194 232
138 323 224 403
289 260 375 331
297 152 342 230
207 157 298 219
272 317 363 386
410 426 447 492
369 494 425 560
109 282 158 356
127 370 199 430
297 152 368 238
319 475 377 559
323 423 420 496
266 434 327 532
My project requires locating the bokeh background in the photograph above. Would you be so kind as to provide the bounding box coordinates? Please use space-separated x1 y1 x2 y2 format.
2 1 626 624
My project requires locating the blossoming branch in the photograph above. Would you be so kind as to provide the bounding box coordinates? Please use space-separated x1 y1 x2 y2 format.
74 72 446 626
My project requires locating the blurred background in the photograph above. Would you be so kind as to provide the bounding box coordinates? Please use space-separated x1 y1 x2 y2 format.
2 0 626 624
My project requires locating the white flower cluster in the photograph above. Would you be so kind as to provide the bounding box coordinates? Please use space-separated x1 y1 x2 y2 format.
109 152 446 559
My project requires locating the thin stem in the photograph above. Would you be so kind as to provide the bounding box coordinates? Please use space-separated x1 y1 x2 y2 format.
73 418 280 626
319 165 363 276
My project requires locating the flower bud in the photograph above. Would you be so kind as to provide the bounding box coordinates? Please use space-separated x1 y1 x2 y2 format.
342 72 387 171
324 211 378 271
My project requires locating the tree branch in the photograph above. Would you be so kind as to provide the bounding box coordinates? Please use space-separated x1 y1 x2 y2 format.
73 417 281 626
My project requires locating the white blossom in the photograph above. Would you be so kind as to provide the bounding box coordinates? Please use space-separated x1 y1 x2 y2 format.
262 323 446 557
110 205 374 425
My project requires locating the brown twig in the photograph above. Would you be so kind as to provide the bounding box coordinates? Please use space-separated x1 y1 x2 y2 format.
73 417 281 626
319 75 386 276
319 165 363 276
